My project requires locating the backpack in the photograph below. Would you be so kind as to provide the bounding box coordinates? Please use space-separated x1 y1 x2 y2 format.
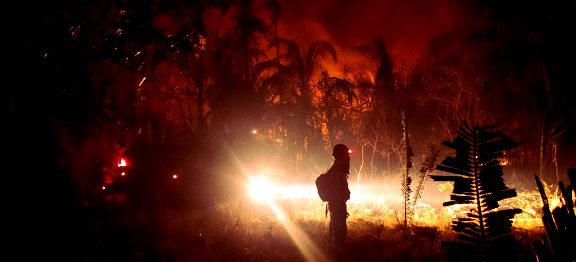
315 172 335 202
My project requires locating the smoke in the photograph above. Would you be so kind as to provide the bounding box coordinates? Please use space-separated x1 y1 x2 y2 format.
277 0 473 73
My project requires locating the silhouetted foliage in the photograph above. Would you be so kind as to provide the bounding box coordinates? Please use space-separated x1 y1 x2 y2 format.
401 111 414 226
412 143 441 211
533 168 576 262
431 121 523 261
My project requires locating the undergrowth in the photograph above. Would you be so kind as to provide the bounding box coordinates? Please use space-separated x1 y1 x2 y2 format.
102 199 543 262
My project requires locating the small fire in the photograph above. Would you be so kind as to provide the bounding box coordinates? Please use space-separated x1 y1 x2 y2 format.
499 157 510 166
437 182 453 192
118 157 127 167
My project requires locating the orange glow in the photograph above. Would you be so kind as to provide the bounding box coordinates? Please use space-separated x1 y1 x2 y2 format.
172 174 178 179
248 180 555 230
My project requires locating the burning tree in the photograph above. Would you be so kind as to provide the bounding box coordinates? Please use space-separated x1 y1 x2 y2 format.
431 121 523 261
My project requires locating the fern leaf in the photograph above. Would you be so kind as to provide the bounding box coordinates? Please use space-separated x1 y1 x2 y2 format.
431 121 523 261
412 144 441 209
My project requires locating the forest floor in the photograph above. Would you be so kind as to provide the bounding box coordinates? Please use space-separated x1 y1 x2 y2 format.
69 197 545 262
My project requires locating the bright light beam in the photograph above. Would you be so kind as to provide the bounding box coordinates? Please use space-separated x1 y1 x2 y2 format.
248 176 277 201
224 142 327 261
265 199 330 262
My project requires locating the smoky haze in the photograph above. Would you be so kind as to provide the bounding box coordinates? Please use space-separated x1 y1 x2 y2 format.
277 0 470 73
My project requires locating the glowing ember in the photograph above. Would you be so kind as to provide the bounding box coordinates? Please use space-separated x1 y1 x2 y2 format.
118 157 127 167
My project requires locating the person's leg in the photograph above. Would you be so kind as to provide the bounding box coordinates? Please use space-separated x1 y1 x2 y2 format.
328 209 335 245
329 201 347 247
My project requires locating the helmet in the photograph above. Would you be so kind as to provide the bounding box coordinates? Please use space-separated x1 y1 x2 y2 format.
332 144 351 157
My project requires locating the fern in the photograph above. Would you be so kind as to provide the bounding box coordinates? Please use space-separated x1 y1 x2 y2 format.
431 121 523 261
412 144 441 211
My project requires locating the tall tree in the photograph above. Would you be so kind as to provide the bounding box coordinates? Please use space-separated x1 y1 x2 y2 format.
353 37 399 136
256 38 338 174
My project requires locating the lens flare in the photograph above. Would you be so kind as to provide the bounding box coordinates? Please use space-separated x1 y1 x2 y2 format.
248 176 278 201
265 199 330 262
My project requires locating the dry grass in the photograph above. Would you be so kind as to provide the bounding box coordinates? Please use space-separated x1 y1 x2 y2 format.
101 198 544 262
